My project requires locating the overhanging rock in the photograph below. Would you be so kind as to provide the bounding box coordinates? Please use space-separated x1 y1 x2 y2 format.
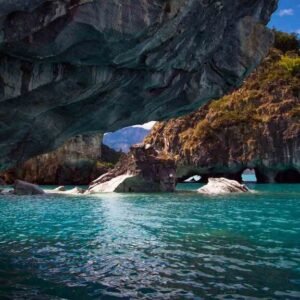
0 0 278 169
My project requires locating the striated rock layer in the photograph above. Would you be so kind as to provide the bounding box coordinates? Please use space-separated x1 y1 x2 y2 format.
145 47 300 183
1 133 120 185
0 0 277 169
87 144 176 193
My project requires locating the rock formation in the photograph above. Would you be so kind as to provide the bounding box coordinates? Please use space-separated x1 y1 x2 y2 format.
0 180 87 196
0 0 277 169
54 186 66 192
198 178 249 194
0 133 120 185
145 46 300 183
87 144 176 193
13 180 45 195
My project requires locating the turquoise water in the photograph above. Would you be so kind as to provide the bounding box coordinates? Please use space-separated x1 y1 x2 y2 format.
0 183 299 299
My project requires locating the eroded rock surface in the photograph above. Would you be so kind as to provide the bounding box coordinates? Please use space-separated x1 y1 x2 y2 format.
145 48 300 183
198 178 249 194
87 144 176 193
1 133 120 185
88 174 136 193
13 180 45 195
0 0 277 169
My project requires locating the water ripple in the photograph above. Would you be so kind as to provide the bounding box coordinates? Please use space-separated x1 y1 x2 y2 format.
0 184 299 299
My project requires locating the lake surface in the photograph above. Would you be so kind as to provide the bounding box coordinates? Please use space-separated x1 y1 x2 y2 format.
0 183 299 299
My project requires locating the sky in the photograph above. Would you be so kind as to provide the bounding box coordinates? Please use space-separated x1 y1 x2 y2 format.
268 0 300 34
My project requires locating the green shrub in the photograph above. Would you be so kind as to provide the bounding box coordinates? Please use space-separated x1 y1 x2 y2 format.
274 30 299 53
96 161 114 169
279 55 300 75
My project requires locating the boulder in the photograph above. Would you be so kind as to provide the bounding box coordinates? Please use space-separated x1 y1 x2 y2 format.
67 187 85 195
54 186 66 192
87 144 176 193
88 174 135 193
13 180 45 195
0 178 6 186
198 178 249 194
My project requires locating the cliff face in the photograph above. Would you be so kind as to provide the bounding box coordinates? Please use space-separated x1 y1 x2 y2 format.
1 133 120 185
0 0 277 169
88 144 176 193
145 48 300 183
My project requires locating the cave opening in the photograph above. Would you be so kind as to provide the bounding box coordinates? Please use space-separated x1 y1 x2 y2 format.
275 169 300 183
242 169 257 183
183 175 202 183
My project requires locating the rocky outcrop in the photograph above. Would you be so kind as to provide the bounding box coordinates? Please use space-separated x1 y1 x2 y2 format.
88 174 137 193
87 144 176 193
1 133 120 185
13 180 45 195
0 0 277 169
54 186 66 192
67 187 85 195
2 181 87 196
198 178 249 194
145 47 300 183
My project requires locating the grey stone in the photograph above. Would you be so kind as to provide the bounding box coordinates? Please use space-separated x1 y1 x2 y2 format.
54 186 66 192
13 180 45 195
0 0 278 168
87 144 176 193
67 187 85 194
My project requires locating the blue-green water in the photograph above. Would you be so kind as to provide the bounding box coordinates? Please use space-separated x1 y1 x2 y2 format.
0 183 299 299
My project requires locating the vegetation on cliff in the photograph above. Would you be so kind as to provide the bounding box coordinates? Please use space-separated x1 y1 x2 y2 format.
145 32 300 183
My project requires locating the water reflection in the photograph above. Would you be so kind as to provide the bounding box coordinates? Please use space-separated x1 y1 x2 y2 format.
0 185 299 299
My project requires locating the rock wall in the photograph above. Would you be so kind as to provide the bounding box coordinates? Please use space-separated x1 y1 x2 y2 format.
145 48 300 183
0 0 277 169
88 144 176 193
1 133 120 185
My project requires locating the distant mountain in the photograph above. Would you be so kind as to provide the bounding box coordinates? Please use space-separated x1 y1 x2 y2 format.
103 127 151 153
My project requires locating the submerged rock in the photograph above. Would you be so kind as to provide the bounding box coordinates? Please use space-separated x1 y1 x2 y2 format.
54 186 66 192
88 174 136 193
0 0 277 169
87 144 176 193
13 180 45 195
198 178 249 194
67 187 85 195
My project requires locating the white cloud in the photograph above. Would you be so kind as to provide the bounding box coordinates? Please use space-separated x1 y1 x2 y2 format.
296 29 300 34
132 121 156 130
278 8 294 16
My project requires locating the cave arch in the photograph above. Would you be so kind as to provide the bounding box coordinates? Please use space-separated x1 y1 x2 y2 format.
242 169 257 183
176 172 202 183
275 169 300 183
